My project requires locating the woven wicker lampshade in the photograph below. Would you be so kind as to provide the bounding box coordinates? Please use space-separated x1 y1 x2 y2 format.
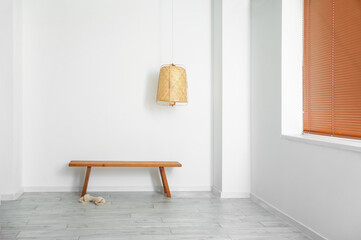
156 64 187 106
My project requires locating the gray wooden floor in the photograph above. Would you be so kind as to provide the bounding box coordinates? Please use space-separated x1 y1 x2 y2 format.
0 192 312 240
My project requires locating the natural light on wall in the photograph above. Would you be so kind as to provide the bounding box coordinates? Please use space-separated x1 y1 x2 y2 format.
281 0 303 136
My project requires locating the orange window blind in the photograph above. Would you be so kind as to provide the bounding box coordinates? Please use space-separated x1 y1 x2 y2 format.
303 0 361 138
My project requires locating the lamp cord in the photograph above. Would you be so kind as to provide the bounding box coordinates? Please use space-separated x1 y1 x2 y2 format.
171 0 174 64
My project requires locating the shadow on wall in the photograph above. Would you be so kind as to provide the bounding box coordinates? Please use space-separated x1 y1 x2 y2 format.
70 166 84 190
67 165 164 192
150 167 163 192
145 70 160 111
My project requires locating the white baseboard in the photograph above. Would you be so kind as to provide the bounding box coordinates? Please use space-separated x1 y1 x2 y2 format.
250 193 327 240
172 186 212 191
1 188 24 201
212 186 250 198
23 185 212 193
221 191 250 198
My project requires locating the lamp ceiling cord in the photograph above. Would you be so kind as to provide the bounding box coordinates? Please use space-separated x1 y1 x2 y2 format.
171 0 174 65
156 0 187 107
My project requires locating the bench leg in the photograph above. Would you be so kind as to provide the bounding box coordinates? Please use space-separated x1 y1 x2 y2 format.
159 167 167 194
81 167 92 197
159 167 171 198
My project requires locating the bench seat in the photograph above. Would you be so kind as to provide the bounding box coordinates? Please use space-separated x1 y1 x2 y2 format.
69 161 182 168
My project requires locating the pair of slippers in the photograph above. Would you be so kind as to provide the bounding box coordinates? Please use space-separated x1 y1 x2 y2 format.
79 194 106 206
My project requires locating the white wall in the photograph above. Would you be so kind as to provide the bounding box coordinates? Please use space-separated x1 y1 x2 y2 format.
251 0 361 239
0 0 23 201
212 0 223 193
12 0 23 199
221 0 250 198
0 0 14 198
21 0 212 192
212 0 251 198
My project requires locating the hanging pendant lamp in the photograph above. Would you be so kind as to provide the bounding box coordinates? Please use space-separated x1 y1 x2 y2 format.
157 64 187 106
156 0 188 107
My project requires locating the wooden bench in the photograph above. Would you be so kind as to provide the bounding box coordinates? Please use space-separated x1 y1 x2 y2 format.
68 161 182 198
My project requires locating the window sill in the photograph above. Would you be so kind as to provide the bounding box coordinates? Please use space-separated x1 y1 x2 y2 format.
281 133 361 152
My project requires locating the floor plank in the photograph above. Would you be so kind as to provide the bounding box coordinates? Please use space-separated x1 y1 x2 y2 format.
0 192 312 240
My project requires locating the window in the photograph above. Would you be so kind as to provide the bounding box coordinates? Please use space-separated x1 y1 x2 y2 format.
303 0 361 138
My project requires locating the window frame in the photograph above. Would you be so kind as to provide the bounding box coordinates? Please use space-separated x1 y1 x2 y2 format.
281 0 361 152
